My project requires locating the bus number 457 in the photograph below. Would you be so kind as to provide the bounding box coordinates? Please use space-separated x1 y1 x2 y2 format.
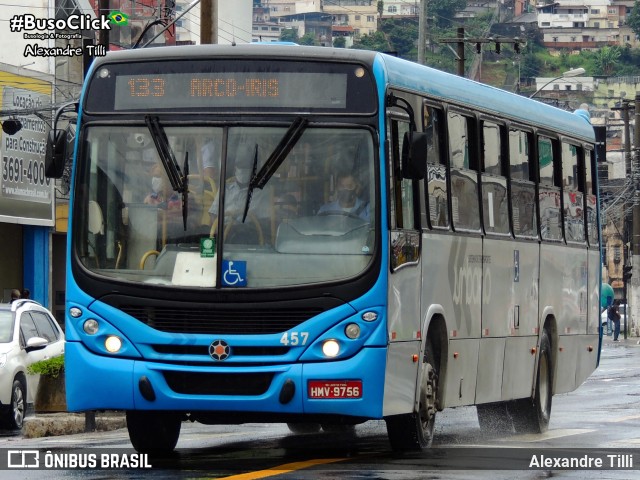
280 331 309 346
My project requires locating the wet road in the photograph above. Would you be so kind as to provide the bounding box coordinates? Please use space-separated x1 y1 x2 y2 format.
0 338 638 479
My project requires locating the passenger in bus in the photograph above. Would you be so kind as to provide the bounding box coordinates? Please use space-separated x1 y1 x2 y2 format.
143 163 180 210
208 147 270 223
274 194 299 223
318 172 370 221
201 139 220 181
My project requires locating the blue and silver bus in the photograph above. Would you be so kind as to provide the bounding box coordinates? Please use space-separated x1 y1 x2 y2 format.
46 45 601 452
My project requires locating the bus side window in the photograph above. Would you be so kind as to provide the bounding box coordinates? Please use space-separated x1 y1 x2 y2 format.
388 119 417 230
562 142 585 243
481 120 508 234
448 110 479 231
538 135 562 241
509 128 537 238
585 149 599 247
423 103 448 228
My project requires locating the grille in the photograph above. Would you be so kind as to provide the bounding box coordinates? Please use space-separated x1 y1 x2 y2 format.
152 345 290 356
163 371 274 395
121 305 323 334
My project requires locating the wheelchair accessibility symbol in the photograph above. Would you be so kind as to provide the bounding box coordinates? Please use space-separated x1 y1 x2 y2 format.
222 260 247 287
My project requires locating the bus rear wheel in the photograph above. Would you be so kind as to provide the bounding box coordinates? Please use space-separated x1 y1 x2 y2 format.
126 411 182 454
385 341 438 451
512 330 553 434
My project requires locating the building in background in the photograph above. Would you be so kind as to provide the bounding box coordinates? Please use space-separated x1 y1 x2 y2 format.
0 64 54 307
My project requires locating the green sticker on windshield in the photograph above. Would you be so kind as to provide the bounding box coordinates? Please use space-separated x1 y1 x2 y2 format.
201 237 215 257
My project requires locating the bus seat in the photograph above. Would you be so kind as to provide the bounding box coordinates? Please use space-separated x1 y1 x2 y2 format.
188 174 217 226
88 200 104 235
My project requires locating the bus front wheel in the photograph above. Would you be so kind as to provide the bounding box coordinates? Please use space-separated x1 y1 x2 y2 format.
385 340 438 451
511 330 553 434
126 411 182 454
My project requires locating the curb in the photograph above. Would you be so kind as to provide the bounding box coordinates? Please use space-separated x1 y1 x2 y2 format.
23 413 126 439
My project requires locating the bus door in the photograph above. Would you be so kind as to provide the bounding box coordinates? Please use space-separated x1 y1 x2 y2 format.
382 108 423 415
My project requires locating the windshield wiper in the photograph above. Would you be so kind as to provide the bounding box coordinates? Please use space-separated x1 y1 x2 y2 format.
251 117 308 190
241 144 259 223
145 116 187 193
241 117 307 223
145 115 189 231
182 152 189 231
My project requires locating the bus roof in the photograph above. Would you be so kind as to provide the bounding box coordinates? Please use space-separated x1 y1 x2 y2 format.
377 53 595 142
90 44 593 142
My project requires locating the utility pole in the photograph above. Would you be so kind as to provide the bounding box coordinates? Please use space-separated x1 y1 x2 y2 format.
417 0 428 65
201 0 218 44
633 93 640 339
614 100 635 339
439 29 522 79
98 0 109 48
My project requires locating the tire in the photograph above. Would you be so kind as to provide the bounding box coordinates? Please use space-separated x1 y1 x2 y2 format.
511 330 553 434
385 340 438 451
2 380 26 430
286 423 321 434
126 411 182 454
476 402 513 434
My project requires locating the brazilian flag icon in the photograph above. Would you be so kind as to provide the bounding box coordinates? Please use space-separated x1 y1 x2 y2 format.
108 11 129 25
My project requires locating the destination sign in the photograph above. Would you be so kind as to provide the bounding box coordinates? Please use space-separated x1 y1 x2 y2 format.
84 59 376 114
113 72 347 110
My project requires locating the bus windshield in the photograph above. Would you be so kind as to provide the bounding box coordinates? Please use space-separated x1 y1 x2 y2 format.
74 124 376 289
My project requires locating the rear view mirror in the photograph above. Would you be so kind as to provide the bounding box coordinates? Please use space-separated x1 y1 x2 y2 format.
45 101 78 179
401 131 427 180
45 129 67 178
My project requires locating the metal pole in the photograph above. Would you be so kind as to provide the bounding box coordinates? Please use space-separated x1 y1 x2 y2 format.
456 27 465 77
200 0 217 45
624 101 632 340
634 94 640 338
417 0 428 65
98 0 109 48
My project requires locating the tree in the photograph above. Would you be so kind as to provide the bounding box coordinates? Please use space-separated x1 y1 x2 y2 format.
428 0 468 28
333 36 347 48
628 1 640 40
280 28 299 43
521 52 543 77
299 33 318 46
592 46 621 76
380 18 419 60
351 31 391 52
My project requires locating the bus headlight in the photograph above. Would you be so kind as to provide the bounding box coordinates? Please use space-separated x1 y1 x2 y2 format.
105 335 123 353
345 323 361 339
83 319 99 335
322 339 340 358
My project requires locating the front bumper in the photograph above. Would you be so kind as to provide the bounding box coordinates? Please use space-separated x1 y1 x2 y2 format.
65 341 386 420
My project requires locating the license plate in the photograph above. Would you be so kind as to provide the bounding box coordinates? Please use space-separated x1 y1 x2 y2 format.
308 380 362 399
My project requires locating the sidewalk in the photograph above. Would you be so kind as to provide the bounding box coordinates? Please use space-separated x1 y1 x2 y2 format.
23 411 126 439
601 330 640 346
